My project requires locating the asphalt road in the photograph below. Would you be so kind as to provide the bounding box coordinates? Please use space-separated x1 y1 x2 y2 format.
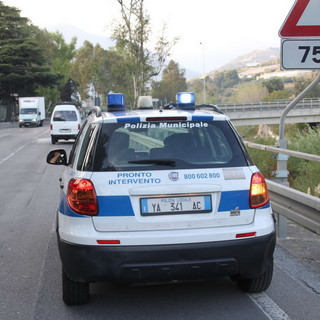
0 122 319 320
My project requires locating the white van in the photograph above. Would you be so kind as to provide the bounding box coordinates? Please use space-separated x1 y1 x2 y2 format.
50 103 82 144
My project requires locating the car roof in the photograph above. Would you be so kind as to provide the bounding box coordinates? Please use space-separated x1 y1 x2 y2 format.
53 104 80 111
54 101 79 106
89 107 229 124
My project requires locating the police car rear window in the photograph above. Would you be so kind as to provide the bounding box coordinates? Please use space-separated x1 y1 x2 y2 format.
89 120 248 171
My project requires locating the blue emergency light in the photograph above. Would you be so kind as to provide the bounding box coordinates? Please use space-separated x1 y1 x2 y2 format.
176 92 195 109
107 93 125 111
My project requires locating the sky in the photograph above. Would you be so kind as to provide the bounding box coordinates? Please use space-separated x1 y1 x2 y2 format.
3 0 295 74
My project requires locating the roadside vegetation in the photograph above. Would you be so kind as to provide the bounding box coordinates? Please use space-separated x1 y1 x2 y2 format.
288 126 320 197
237 124 320 198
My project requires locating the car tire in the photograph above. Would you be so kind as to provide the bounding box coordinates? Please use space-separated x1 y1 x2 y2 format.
51 137 56 144
62 268 89 305
236 260 273 293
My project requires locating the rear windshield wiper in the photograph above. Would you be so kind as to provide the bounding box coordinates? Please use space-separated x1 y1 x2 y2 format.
128 159 176 167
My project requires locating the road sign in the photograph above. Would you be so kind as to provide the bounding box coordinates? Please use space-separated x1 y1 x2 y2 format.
281 39 320 69
279 0 320 38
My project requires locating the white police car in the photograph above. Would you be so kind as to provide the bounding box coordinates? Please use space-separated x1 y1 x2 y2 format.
47 92 276 305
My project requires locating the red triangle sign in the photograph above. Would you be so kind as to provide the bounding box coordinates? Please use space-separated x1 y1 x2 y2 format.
279 0 320 37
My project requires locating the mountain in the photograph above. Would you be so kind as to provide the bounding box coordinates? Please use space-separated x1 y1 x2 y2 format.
183 69 201 79
45 23 114 49
213 48 280 73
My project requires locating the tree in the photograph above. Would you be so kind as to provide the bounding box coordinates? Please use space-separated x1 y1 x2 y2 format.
70 41 134 104
60 78 80 104
151 60 187 103
262 78 284 93
32 29 78 109
213 70 240 89
35 30 77 83
71 41 96 100
99 48 133 102
294 74 320 97
0 2 58 100
112 0 177 107
224 70 240 88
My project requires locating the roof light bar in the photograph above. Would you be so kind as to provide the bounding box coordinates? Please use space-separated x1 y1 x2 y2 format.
107 93 125 112
176 92 195 110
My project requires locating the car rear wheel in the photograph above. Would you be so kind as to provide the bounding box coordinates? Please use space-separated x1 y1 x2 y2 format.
62 268 89 305
51 136 56 144
236 260 273 293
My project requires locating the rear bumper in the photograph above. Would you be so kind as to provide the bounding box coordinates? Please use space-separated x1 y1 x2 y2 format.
58 231 276 283
51 134 77 140
19 120 39 126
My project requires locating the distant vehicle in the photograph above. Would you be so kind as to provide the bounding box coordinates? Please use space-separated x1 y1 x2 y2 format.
50 103 82 144
18 97 45 127
47 92 275 305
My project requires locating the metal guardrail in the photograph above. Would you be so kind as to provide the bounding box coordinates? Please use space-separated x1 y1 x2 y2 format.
218 98 320 112
243 141 320 162
244 141 320 236
267 180 320 235
217 98 320 126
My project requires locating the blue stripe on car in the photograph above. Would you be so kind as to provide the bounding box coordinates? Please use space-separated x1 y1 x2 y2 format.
192 115 213 121
59 191 269 217
97 196 135 216
58 196 88 218
117 117 141 123
218 190 250 211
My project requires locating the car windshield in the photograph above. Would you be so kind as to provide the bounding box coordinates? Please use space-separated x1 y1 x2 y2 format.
86 120 249 172
20 108 37 114
53 110 78 121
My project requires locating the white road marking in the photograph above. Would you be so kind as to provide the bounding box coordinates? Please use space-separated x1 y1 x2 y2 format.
249 292 291 320
0 130 50 165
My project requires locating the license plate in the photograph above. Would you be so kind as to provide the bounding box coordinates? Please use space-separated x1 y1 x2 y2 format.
140 195 212 216
60 129 71 133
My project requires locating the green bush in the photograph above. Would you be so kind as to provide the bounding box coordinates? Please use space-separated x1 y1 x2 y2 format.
288 126 320 196
246 137 277 179
238 124 320 197
237 126 277 178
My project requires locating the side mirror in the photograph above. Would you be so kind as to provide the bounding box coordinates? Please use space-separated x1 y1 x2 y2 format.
46 149 68 165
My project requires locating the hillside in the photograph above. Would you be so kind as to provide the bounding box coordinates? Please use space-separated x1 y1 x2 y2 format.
46 23 114 49
206 47 312 80
215 48 280 72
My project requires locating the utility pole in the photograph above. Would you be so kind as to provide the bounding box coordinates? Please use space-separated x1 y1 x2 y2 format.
200 42 206 104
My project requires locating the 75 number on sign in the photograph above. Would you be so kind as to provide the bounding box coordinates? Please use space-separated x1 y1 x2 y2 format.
299 46 320 63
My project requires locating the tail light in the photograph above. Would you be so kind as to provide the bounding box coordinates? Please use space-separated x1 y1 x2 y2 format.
50 124 53 130
236 232 256 238
78 123 81 130
67 179 98 216
250 172 269 208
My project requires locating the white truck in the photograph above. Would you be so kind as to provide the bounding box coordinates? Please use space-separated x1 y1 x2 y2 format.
18 97 45 127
